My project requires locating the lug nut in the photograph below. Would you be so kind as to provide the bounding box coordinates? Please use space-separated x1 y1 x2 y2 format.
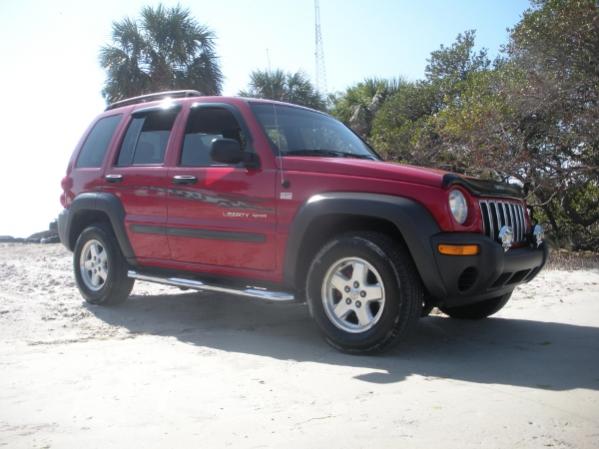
360 291 366 297
344 286 351 293
345 298 352 305
353 281 359 288
355 301 362 308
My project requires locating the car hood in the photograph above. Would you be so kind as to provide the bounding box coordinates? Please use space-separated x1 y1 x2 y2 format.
282 156 449 188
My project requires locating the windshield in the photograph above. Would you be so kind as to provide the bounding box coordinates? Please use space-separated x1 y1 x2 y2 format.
249 103 380 160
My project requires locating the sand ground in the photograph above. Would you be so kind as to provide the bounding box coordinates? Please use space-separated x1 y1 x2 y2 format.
1 243 598 449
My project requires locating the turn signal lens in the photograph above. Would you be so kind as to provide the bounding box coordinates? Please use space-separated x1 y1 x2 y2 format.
438 244 480 256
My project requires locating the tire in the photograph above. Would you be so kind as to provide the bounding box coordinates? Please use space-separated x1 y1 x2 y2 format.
73 223 134 306
306 232 423 354
439 293 512 320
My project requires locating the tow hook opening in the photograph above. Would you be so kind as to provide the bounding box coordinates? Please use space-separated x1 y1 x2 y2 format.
458 267 478 292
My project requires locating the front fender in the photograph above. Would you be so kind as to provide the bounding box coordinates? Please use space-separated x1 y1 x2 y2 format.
283 192 447 298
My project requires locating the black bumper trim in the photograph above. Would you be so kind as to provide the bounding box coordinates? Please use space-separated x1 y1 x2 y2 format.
430 233 548 307
57 208 69 249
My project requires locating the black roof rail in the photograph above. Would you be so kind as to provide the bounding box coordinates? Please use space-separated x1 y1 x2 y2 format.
105 90 203 111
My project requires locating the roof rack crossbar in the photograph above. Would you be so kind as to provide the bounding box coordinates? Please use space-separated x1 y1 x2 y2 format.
105 90 202 111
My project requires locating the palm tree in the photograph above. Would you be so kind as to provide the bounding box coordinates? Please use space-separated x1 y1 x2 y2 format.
239 69 326 110
329 77 406 137
99 4 223 103
330 78 405 123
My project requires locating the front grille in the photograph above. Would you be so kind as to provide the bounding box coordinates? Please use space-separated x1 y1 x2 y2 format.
479 200 527 243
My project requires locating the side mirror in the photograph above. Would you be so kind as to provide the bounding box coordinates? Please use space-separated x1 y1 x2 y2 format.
210 138 243 164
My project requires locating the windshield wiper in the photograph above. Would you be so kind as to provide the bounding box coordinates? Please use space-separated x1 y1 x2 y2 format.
286 149 343 157
285 149 376 160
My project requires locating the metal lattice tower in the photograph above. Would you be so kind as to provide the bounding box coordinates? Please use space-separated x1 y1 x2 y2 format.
314 0 327 94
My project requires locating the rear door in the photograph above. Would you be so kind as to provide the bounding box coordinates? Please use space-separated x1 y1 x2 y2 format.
103 105 182 261
167 103 277 272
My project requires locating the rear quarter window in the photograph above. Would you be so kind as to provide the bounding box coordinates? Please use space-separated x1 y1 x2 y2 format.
76 114 122 168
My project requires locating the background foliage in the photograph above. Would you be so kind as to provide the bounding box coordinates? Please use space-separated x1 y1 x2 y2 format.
238 69 326 110
100 4 223 102
332 0 599 250
101 1 598 250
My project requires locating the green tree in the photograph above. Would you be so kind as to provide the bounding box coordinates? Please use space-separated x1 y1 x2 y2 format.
500 0 598 248
371 31 490 169
370 82 441 164
239 69 326 110
367 2 598 249
329 77 404 137
99 4 223 103
425 30 490 84
507 0 598 177
422 1 598 249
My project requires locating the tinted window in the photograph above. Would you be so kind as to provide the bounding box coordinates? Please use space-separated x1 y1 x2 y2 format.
76 114 122 168
116 110 178 166
250 103 378 160
180 107 246 167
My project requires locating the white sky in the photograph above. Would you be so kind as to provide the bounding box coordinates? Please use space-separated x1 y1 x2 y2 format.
0 0 528 237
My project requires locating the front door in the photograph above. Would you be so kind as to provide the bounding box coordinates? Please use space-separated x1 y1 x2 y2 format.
167 104 277 272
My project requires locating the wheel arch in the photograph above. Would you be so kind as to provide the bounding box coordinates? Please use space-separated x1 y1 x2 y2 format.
283 192 447 299
63 192 136 264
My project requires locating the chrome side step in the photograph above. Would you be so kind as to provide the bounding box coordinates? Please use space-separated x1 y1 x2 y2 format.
128 270 295 302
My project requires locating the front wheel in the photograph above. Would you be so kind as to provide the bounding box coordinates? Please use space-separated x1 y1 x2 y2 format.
439 293 512 320
306 232 423 354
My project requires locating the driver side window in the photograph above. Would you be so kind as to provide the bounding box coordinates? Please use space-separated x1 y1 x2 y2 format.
180 107 247 167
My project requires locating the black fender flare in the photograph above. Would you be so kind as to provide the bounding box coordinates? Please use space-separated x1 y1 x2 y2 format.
283 192 447 299
59 192 136 262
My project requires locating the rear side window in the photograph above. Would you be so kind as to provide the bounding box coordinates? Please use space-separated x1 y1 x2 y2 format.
76 114 122 168
116 110 178 166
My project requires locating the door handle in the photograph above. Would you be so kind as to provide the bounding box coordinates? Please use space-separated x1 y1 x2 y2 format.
172 175 197 185
105 174 123 183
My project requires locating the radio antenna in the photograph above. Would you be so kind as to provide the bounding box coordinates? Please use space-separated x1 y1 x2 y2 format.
272 103 289 188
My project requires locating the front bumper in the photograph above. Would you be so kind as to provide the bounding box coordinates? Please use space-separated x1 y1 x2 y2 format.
430 233 548 307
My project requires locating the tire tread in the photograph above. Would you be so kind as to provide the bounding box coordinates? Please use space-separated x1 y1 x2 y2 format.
73 223 133 306
307 231 423 354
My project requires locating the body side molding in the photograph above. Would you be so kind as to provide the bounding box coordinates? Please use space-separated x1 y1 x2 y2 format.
131 224 266 243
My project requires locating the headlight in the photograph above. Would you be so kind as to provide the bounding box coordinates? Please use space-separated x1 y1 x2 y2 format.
449 189 468 224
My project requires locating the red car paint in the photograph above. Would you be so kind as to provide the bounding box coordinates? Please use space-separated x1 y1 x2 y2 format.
60 96 527 285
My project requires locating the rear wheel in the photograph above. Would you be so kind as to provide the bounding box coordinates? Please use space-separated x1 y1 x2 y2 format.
306 232 422 354
439 293 511 320
73 224 134 306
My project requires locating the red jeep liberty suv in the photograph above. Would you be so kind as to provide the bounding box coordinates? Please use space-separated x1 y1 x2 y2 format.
58 90 548 353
